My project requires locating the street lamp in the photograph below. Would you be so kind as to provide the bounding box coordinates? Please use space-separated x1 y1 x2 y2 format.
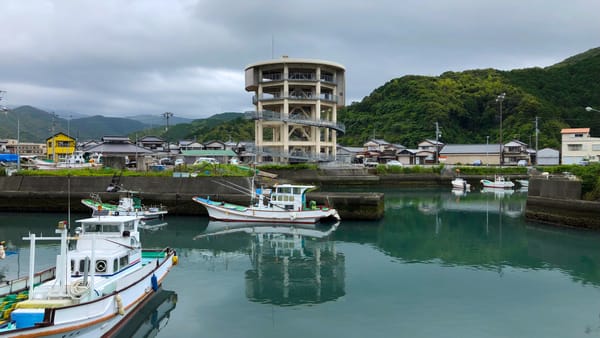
586 106 600 113
486 135 489 166
496 93 506 166
0 91 20 171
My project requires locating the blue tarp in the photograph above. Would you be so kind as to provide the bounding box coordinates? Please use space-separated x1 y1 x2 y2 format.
0 154 18 163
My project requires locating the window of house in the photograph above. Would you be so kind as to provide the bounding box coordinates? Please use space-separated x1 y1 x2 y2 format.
574 133 584 138
568 144 582 151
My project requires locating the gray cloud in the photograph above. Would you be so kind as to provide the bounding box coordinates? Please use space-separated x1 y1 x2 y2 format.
1 0 599 119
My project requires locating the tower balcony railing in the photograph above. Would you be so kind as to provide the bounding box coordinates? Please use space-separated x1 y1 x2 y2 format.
252 94 338 103
258 73 337 84
256 147 337 162
244 110 345 134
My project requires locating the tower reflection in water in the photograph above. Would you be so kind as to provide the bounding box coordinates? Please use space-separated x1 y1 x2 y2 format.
196 221 345 306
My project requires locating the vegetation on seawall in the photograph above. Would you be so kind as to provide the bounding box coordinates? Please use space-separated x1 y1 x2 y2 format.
3 162 600 200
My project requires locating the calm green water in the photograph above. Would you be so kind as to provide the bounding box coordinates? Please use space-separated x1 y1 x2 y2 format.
2 187 600 338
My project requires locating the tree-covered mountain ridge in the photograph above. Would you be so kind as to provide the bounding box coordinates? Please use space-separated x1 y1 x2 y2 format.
338 47 600 149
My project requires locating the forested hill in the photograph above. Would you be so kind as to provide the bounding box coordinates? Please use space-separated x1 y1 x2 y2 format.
338 47 600 149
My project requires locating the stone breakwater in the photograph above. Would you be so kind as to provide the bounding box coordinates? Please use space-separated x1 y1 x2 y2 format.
0 176 384 220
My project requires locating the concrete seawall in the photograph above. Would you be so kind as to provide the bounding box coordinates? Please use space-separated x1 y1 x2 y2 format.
525 177 600 229
0 176 384 220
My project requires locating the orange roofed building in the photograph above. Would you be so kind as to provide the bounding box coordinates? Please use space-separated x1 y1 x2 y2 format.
560 128 600 164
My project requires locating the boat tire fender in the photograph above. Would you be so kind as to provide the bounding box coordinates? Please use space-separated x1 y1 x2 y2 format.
115 294 124 315
151 274 158 292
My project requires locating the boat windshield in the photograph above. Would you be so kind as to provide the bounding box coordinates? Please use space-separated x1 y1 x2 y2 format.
83 223 121 233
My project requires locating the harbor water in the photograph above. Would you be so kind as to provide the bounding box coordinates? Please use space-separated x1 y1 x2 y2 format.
1 187 600 337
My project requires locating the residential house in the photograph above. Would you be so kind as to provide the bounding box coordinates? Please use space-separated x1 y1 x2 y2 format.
397 148 418 165
417 139 445 164
83 136 153 168
179 140 204 151
336 145 363 164
502 140 530 166
561 128 600 164
137 136 166 151
3 139 45 157
204 140 226 151
46 133 76 162
361 139 405 164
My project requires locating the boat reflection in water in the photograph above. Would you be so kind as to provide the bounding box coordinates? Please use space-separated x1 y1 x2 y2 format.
195 221 345 306
110 288 177 338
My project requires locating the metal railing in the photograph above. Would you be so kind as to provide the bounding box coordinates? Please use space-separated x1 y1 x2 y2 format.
252 94 338 103
258 73 336 84
244 110 345 134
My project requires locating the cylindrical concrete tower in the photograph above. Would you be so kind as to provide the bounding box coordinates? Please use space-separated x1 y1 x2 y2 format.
245 56 345 163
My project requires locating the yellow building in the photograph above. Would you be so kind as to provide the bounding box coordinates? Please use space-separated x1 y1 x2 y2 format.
46 132 76 162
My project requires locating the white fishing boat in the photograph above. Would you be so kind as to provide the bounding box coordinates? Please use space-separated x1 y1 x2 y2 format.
192 184 341 224
451 177 471 190
0 215 178 337
480 175 515 189
81 191 168 221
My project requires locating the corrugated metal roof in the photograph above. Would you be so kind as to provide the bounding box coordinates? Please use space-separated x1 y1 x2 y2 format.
440 144 500 154
84 143 153 154
181 149 237 156
561 128 590 134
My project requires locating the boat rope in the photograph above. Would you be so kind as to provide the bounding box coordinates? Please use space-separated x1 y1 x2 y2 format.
104 238 137 250
211 178 253 196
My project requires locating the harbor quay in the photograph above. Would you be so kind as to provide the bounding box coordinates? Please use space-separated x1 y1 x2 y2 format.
0 176 384 220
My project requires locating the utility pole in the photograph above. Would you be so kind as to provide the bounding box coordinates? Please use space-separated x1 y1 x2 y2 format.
435 121 440 164
496 93 506 166
535 116 539 165
162 112 173 131
51 112 57 162
162 112 174 154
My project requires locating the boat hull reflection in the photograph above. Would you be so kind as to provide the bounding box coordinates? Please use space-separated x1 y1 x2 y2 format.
109 288 177 338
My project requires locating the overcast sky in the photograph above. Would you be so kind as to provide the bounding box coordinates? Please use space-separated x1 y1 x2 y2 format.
1 0 599 119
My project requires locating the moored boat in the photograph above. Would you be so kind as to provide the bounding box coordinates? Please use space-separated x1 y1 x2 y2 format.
480 175 515 189
81 190 168 221
192 184 341 224
451 177 471 190
0 215 178 337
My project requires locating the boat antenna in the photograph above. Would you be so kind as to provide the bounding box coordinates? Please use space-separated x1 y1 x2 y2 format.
68 175 71 229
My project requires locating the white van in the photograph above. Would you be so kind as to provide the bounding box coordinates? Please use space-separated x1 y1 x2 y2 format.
194 157 219 165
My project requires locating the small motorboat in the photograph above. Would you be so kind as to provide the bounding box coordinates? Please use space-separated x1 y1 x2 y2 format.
480 175 515 189
451 177 471 191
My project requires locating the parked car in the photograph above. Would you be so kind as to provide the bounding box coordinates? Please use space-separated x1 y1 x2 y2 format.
386 160 403 167
472 159 482 166
578 160 590 166
159 158 174 165
363 159 379 168
517 160 528 167
194 157 219 165
174 158 185 166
